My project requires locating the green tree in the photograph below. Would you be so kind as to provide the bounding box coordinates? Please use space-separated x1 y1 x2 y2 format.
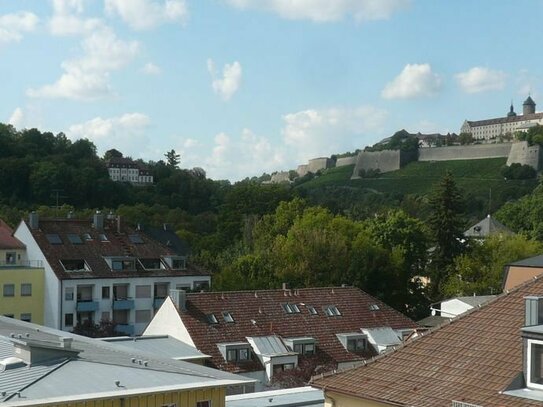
104 148 123 160
164 149 181 168
427 171 466 298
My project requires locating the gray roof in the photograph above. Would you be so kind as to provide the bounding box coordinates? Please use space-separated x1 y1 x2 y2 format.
101 335 210 361
509 254 543 268
226 387 324 407
362 327 401 347
247 336 294 357
455 295 496 307
417 315 451 328
464 215 513 238
0 317 253 405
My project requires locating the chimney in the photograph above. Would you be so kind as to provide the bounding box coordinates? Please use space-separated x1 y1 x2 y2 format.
169 289 186 311
29 212 39 230
93 211 104 231
67 211 74 219
525 296 543 326
116 216 121 233
60 337 73 349
282 283 288 290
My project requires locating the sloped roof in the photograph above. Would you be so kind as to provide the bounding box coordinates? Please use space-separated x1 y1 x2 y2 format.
22 218 208 280
465 112 543 128
464 214 513 238
509 254 543 268
0 316 252 405
455 295 496 307
175 287 418 373
311 275 543 407
0 220 25 250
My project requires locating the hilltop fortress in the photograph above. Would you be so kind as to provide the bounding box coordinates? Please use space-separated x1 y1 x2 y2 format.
267 97 543 183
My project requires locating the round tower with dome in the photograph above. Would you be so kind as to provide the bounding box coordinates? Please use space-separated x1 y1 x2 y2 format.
523 96 536 115
507 102 517 117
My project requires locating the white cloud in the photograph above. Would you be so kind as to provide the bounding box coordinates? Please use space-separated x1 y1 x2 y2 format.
225 0 409 22
27 27 139 100
49 0 102 36
105 0 187 30
207 59 242 101
7 107 24 128
455 67 506 94
283 106 388 161
67 113 151 155
0 11 39 44
183 138 198 148
142 62 162 75
381 63 442 100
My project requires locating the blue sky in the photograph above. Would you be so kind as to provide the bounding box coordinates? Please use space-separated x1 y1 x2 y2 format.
1 0 542 180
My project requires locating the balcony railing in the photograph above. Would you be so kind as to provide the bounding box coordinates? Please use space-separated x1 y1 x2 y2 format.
76 300 100 312
0 260 43 269
113 298 135 310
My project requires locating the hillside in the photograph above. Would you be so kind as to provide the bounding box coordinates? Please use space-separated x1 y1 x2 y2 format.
296 158 537 217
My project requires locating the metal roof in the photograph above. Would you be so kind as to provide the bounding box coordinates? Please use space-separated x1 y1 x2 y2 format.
101 335 210 360
455 295 496 307
509 254 543 268
226 387 324 407
362 327 401 347
246 336 293 357
464 215 513 238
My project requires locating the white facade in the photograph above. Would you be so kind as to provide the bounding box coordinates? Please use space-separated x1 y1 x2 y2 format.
438 298 475 318
461 116 543 140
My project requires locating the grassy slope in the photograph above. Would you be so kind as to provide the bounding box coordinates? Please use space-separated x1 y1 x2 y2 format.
297 158 537 206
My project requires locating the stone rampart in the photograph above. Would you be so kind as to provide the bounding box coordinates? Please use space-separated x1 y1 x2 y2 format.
506 141 542 170
418 143 512 161
335 156 357 167
307 157 333 173
296 164 309 177
352 150 402 178
270 171 291 183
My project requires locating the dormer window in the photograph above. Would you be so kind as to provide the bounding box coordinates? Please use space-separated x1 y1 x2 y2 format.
60 259 90 272
162 256 187 270
217 342 251 363
138 258 165 270
104 257 136 271
284 337 317 355
527 339 543 388
337 333 368 353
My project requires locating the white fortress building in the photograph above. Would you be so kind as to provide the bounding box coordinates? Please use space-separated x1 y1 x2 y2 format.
461 96 543 140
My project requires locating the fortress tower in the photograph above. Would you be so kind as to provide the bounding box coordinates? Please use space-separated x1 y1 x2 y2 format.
523 96 536 115
507 102 516 117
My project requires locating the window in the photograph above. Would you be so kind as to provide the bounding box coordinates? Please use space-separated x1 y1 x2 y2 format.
82 233 93 241
282 303 300 314
67 234 83 244
20 284 31 296
60 259 89 272
102 286 110 299
528 339 543 388
128 234 144 244
347 337 367 352
196 402 211 407
46 234 62 244
65 313 74 326
135 310 151 324
222 311 234 323
111 259 135 271
135 285 151 298
273 363 295 374
172 258 186 269
194 280 209 290
5 252 16 265
98 234 109 242
238 348 249 360
139 258 163 270
3 284 14 297
307 305 318 315
20 313 31 323
292 341 315 355
369 304 380 311
3 314 13 318
65 287 74 301
207 314 218 324
324 305 341 316
226 348 237 362
226 348 250 362
113 285 129 300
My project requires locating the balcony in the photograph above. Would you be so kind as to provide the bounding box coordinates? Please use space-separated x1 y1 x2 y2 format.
115 324 135 336
76 300 100 312
0 260 43 269
153 297 166 309
113 298 135 310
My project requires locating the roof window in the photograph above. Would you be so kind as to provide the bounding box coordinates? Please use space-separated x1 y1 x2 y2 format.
324 305 341 316
46 234 62 245
369 304 380 311
128 234 144 244
98 234 109 242
282 303 301 314
307 305 318 315
207 314 218 324
67 234 83 244
82 233 93 241
222 311 234 323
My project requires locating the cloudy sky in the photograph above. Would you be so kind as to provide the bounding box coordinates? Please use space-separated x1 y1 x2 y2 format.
1 1 542 180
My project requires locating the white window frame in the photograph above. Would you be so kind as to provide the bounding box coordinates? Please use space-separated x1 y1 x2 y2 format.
527 338 543 389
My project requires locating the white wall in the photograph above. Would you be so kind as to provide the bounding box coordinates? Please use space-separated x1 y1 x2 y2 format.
440 298 473 318
143 297 196 346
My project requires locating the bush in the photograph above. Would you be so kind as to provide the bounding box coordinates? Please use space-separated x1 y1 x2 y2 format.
501 163 537 180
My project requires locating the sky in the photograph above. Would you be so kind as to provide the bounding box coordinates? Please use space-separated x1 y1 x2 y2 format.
1 0 543 181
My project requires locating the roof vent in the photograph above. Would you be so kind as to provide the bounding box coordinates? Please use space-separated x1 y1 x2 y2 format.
29 211 39 230
93 211 104 231
60 337 73 349
0 357 26 372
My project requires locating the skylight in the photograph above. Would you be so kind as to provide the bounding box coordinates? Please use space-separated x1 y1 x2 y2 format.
82 233 93 241
128 234 144 244
324 305 341 316
98 234 109 242
282 303 301 314
307 305 318 315
46 234 62 245
67 234 83 244
207 314 218 324
369 304 380 311
222 311 234 323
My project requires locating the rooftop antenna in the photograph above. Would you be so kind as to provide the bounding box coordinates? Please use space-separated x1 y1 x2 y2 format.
488 188 492 215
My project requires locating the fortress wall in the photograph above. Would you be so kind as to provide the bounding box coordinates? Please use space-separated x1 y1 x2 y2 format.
352 150 401 178
418 143 512 161
507 141 542 170
307 157 333 173
270 171 291 183
297 164 309 177
336 156 357 167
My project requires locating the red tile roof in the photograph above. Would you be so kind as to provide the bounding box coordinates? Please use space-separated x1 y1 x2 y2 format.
177 287 418 373
0 220 25 250
25 218 209 280
311 276 543 407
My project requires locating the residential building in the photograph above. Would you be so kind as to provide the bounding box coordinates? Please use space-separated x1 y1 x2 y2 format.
419 295 496 328
144 287 418 390
0 316 253 406
504 253 543 291
13 212 211 335
107 156 154 185
463 214 513 239
0 220 44 324
226 386 324 407
461 96 543 140
311 274 543 406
